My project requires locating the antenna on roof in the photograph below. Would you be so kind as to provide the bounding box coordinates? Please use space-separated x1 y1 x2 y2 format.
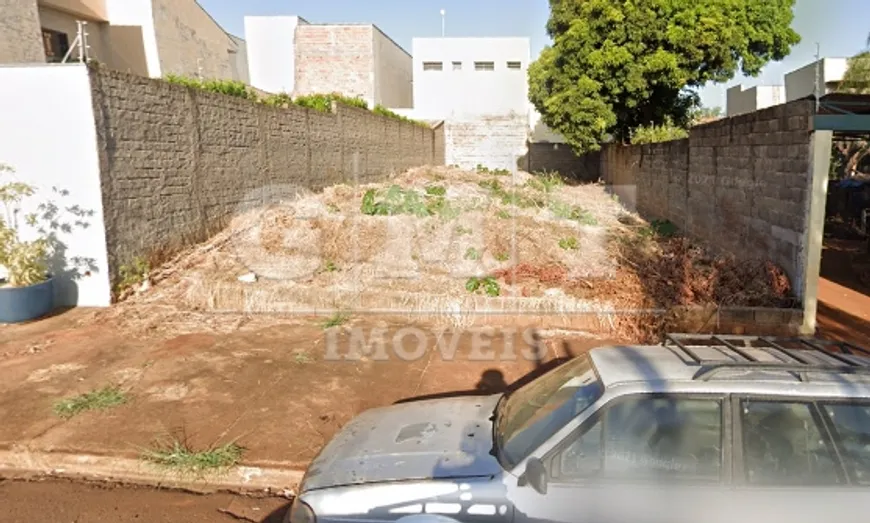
440 9 446 37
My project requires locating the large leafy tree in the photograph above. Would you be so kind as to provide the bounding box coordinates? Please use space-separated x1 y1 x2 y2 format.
530 0 801 152
833 33 870 176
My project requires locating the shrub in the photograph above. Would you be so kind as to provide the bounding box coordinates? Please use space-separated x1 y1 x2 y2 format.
466 276 500 297
261 92 294 108
0 165 50 287
639 219 678 238
294 93 369 112
464 247 481 261
115 256 149 294
631 117 689 144
425 185 446 196
549 201 598 225
164 74 254 100
526 171 564 193
559 237 579 250
478 179 542 208
476 164 511 176
361 185 457 218
373 104 429 127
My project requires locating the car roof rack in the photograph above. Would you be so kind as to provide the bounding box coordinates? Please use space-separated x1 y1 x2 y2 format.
663 333 870 382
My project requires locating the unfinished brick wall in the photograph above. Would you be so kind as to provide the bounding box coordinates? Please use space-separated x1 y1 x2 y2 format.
88 66 443 276
295 25 375 105
600 100 815 296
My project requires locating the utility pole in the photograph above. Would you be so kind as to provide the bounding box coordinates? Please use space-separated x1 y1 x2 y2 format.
440 9 446 37
814 42 821 111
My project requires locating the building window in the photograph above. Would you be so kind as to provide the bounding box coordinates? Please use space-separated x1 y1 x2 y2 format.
42 28 70 63
452 61 462 71
474 61 495 71
507 61 522 70
423 62 443 71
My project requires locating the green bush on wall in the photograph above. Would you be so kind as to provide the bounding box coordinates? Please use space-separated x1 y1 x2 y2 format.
293 93 369 112
164 74 256 100
162 75 429 126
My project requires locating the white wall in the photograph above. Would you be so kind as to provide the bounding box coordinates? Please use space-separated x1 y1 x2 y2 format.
373 27 412 108
104 0 161 77
445 114 529 171
245 16 307 94
785 58 848 101
726 85 785 117
0 64 111 307
412 37 531 119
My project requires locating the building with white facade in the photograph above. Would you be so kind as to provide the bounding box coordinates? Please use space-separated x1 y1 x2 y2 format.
785 57 849 101
410 37 531 120
726 84 786 117
244 16 413 108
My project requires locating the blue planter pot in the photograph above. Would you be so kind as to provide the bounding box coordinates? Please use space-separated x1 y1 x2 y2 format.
0 277 55 323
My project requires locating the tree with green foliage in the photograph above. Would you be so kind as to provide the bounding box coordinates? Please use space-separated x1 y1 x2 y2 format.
529 0 800 153
689 106 724 126
833 34 870 176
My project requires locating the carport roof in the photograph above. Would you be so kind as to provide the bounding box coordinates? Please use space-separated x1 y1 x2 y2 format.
814 93 870 135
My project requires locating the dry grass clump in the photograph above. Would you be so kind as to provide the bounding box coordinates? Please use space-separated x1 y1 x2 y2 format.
97 165 795 343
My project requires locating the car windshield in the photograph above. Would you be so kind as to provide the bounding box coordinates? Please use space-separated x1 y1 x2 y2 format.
495 355 602 469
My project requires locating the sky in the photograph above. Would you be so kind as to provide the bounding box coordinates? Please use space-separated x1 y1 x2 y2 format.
199 0 870 110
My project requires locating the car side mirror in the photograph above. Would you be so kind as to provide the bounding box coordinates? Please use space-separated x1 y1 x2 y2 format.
518 457 548 495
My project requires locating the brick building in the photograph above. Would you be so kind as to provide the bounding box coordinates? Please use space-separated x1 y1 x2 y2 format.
0 0 247 82
244 16 413 108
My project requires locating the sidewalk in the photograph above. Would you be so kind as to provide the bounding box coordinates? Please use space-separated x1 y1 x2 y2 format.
0 308 605 490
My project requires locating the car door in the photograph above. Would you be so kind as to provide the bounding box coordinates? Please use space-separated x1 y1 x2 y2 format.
508 393 730 523
730 395 870 523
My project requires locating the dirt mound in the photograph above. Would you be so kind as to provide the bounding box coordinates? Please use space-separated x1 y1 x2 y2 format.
105 166 797 342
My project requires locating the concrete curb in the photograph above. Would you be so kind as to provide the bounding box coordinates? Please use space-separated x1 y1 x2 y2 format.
0 449 305 494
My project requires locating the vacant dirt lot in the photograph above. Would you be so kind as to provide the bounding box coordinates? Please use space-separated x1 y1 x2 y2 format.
0 478 289 523
1 307 609 470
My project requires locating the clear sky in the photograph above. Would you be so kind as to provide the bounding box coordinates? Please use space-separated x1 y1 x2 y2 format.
200 0 870 110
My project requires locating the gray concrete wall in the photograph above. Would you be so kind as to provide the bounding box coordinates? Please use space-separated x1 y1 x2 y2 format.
88 65 443 275
373 26 412 108
600 100 816 298
150 0 237 80
521 142 601 182
228 34 249 84
0 0 45 63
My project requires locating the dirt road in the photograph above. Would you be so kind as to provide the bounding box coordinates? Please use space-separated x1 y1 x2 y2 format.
0 478 289 523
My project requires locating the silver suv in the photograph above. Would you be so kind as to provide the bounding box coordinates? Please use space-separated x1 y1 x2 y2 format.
287 335 870 523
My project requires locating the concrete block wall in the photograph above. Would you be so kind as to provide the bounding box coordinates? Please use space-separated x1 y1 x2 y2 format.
0 0 44 63
88 66 443 276
599 100 815 297
523 143 601 182
295 25 375 106
445 114 528 170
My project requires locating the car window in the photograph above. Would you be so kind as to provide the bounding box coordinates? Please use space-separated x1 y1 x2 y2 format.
555 396 722 481
741 400 842 486
497 356 602 468
822 403 870 484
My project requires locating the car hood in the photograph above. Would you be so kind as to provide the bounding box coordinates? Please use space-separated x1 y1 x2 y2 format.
301 394 503 492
